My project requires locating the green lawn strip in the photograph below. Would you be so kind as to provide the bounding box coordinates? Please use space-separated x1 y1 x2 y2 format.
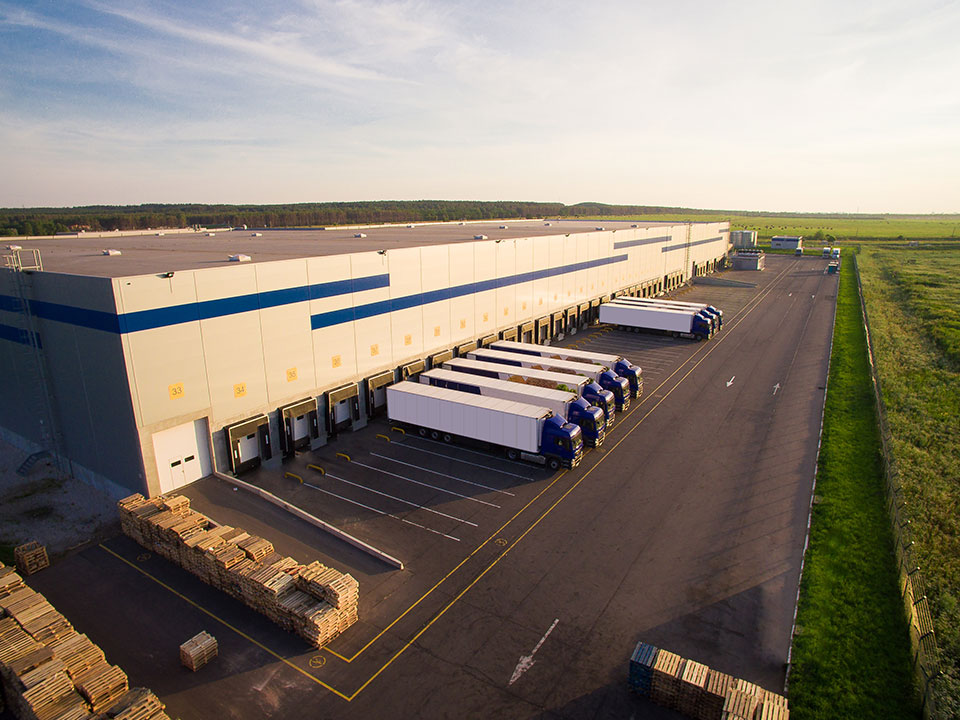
788 257 918 719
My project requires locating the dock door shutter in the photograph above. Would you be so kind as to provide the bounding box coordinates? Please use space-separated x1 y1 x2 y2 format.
501 327 517 342
457 341 478 356
327 383 360 434
479 334 497 348
520 321 535 343
367 370 396 418
280 398 319 455
551 312 564 337
226 414 270 475
565 306 578 333
536 317 550 343
429 349 453 368
579 302 591 326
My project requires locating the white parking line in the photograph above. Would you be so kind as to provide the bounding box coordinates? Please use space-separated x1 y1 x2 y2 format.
396 439 537 480
302 481 460 542
326 472 478 527
352 460 501 508
370 453 516 497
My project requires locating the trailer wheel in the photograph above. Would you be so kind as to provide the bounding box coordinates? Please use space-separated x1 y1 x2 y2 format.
672 331 679 338
506 448 519 461
430 430 440 440
442 433 452 444
418 427 428 437
548 457 561 471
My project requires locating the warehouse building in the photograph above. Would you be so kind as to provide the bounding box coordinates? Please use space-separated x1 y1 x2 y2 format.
0 219 729 498
770 235 803 250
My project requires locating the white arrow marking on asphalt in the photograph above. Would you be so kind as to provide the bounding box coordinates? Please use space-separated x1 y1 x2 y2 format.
788 293 792 297
726 376 736 387
509 618 559 686
811 294 816 299
773 383 781 395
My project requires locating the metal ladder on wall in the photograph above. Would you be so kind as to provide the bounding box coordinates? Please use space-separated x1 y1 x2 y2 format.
1 248 69 477
683 224 693 281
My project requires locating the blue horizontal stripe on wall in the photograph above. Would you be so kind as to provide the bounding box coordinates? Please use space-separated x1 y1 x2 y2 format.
613 235 672 250
661 236 723 253
1 274 389 334
0 323 41 348
311 255 628 330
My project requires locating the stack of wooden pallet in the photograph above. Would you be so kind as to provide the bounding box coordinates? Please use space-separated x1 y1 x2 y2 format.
626 641 789 720
107 687 171 720
73 661 128 712
697 669 734 720
117 493 361 650
1 564 26 598
179 631 218 672
13 543 49 576
651 649 685 709
49 633 105 680
677 659 709 717
628 641 659 696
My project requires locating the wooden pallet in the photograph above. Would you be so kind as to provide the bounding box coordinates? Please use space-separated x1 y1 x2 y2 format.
697 669 734 720
49 632 105 679
756 700 790 720
677 659 709 716
0 616 44 666
650 649 685 709
180 631 218 672
0 565 26 599
14 541 50 576
722 687 761 719
74 660 129 712
106 687 167 720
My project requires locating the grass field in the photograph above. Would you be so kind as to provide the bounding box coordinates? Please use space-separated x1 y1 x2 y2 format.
585 213 960 241
787 257 918 719
858 246 960 716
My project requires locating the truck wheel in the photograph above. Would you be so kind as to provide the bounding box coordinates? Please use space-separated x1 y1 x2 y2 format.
695 334 702 342
442 433 452 444
430 430 440 440
506 448 519 461
418 427 428 437
548 457 561 471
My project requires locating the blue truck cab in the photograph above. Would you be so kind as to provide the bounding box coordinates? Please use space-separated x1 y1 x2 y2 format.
705 305 722 329
692 314 712 341
613 359 643 399
599 370 630 411
541 415 583 468
567 396 606 447
582 382 616 427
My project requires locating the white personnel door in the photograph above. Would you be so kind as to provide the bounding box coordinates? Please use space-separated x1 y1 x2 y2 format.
292 414 309 442
153 418 212 494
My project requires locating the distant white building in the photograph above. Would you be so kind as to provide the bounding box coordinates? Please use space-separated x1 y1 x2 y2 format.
771 235 803 250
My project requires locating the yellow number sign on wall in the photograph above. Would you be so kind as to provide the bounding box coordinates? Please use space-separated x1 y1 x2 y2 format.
233 382 247 398
168 382 184 399
286 367 298 382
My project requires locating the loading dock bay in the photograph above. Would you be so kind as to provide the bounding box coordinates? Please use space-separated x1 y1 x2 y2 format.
24 255 839 719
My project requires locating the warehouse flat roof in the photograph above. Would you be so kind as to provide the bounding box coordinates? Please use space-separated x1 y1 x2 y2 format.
6 218 693 278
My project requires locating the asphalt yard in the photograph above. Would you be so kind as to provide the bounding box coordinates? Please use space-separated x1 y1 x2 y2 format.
23 255 839 719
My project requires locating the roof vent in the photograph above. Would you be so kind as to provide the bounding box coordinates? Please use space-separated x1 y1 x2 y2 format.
250 232 263 237
355 233 367 238
474 234 488 240
102 249 122 256
228 254 251 262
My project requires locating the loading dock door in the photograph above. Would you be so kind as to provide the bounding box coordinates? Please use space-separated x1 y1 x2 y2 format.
366 370 395 418
327 384 360 434
536 317 550 344
226 415 270 475
520 321 534 343
153 418 212 495
280 397 319 455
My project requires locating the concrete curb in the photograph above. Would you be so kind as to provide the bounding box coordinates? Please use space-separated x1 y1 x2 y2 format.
213 471 404 570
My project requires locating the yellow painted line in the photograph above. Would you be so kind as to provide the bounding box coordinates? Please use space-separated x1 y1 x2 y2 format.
284 472 303 483
335 452 351 462
391 426 406 434
97 543 351 701
307 464 325 476
376 434 391 442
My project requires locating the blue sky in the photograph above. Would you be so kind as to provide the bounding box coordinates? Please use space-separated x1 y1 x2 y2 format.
1 0 958 212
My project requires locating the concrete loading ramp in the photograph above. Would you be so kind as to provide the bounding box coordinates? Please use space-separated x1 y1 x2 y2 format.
692 276 758 288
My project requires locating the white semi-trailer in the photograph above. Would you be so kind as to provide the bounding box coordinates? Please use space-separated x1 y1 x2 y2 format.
442 357 617 429
611 297 722 331
600 301 712 341
420 368 606 447
386 381 583 470
489 340 643 399
467 347 631 417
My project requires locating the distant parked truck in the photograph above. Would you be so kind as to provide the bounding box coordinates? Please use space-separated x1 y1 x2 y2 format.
609 297 722 332
442 357 616 431
420 368 606 447
831 247 841 259
489 340 643 399
386 381 583 470
468 347 630 415
822 247 832 258
600 301 712 341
